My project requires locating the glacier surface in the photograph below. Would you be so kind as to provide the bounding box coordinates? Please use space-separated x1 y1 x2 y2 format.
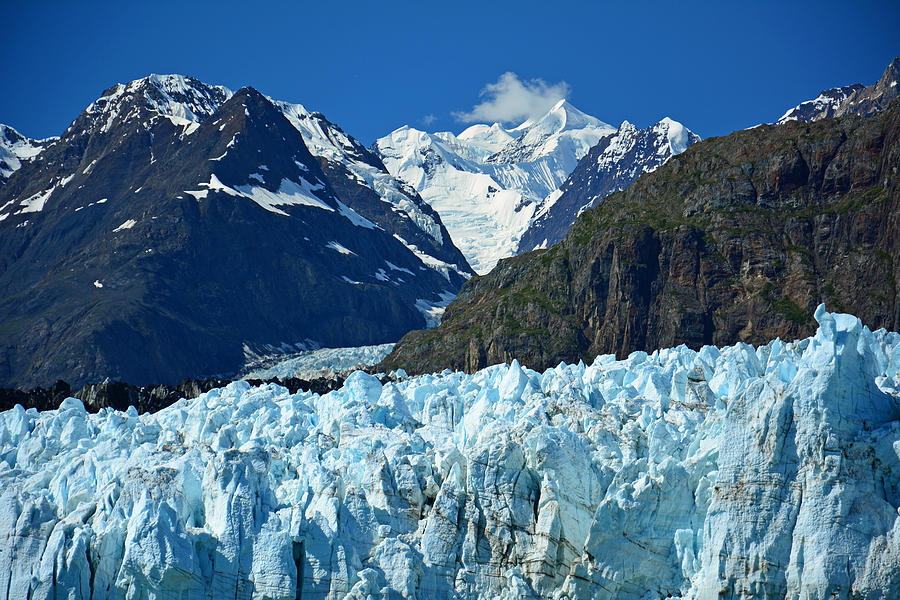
2 306 900 599
241 343 395 381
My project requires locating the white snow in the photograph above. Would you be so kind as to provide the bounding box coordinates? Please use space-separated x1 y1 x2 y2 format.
0 124 48 179
414 290 457 327
392 234 470 282
385 260 415 276
233 177 332 216
163 115 201 136
326 240 355 255
336 200 377 229
113 219 136 232
276 99 447 249
3 307 900 599
16 187 54 214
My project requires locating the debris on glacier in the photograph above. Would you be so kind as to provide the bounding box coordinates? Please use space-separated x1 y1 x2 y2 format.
1 306 899 599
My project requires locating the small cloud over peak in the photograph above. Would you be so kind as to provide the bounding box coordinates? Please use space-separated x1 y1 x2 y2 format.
453 72 571 124
422 114 437 126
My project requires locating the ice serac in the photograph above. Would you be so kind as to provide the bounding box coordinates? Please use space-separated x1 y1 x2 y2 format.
517 117 701 252
2 307 900 599
374 100 615 274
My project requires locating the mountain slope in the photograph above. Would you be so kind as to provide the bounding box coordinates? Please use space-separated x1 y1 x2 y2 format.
374 100 616 273
0 76 472 388
517 117 700 252
381 100 900 375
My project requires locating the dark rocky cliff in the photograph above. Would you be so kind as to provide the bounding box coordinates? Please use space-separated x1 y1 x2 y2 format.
381 101 900 374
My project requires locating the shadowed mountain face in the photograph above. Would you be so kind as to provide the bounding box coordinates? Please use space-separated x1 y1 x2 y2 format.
381 100 900 375
0 77 472 388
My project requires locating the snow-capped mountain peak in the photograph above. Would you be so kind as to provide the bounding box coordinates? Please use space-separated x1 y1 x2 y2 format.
456 122 515 154
656 116 692 154
525 98 608 134
82 74 233 133
0 74 474 388
774 56 900 125
374 101 618 273
485 99 615 165
776 84 864 125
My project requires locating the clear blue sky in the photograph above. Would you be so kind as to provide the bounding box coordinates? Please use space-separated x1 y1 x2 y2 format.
4 0 898 144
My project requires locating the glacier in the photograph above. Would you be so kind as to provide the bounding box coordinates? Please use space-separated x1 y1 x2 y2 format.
241 343 396 381
2 306 900 599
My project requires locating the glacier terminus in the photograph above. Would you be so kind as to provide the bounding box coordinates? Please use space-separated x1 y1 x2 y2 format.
2 306 899 599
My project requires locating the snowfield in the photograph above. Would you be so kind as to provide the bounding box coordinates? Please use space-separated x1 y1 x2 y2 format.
2 306 900 599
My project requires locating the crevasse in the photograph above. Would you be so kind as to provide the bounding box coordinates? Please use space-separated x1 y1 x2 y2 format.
1 305 899 599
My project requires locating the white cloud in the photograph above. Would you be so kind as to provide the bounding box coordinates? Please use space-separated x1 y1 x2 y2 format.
453 72 570 124
422 114 437 126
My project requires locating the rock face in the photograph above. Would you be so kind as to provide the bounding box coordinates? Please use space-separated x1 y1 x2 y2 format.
778 57 899 124
776 85 866 124
517 117 700 253
381 99 900 376
0 75 472 389
2 308 900 599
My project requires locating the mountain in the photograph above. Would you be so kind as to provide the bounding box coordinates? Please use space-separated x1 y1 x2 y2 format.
776 84 865 124
374 100 616 273
517 117 700 253
0 124 53 184
381 99 900 375
777 56 900 124
0 75 472 389
4 308 900 599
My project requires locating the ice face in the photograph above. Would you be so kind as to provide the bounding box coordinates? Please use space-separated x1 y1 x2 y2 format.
2 306 900 599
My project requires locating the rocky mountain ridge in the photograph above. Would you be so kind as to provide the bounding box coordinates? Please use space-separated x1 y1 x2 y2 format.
777 57 900 124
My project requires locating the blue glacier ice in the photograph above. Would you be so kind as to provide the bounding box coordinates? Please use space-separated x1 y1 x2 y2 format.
1 306 899 599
